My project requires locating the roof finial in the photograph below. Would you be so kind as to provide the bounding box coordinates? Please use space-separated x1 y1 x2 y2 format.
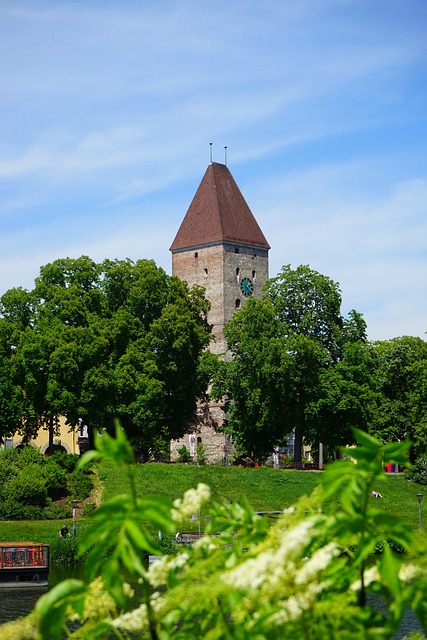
224 146 228 167
209 142 213 164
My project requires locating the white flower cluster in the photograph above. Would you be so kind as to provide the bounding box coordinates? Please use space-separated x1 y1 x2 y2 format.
223 516 319 591
272 580 330 624
112 590 167 633
222 515 342 626
147 551 190 587
112 603 149 633
295 542 340 585
171 483 211 522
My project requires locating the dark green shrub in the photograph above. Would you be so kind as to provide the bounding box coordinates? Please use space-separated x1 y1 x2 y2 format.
69 469 93 500
7 466 49 507
0 500 45 520
150 435 171 461
0 457 18 487
196 443 207 465
404 454 427 485
50 537 78 563
44 504 71 520
43 460 68 500
50 450 79 473
11 445 44 468
177 445 191 462
159 535 177 555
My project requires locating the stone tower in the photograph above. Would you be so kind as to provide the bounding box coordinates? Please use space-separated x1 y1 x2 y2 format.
169 162 270 462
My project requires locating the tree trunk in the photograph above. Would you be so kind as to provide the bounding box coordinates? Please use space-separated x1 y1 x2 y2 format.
293 428 303 467
48 415 54 455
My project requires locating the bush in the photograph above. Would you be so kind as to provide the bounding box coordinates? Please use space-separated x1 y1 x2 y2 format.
0 446 90 519
177 445 191 463
7 466 49 507
69 469 93 500
0 457 18 488
50 450 80 473
196 443 207 465
10 445 44 468
405 454 427 485
43 460 68 500
44 504 71 520
49 537 78 564
0 501 46 520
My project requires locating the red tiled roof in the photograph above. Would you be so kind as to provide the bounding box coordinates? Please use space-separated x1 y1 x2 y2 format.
170 163 270 252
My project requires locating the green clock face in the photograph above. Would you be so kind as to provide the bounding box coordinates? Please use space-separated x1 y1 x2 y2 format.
240 277 254 297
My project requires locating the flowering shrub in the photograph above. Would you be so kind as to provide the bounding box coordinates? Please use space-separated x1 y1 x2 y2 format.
2 425 427 639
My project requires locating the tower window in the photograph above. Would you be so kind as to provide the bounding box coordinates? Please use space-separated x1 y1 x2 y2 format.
252 270 256 280
204 268 208 277
235 247 239 254
194 252 198 258
235 299 241 309
236 268 240 282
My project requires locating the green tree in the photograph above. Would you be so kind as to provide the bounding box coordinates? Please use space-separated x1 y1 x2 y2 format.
410 359 427 458
372 336 427 459
0 287 34 442
306 341 378 459
0 256 212 454
217 265 369 464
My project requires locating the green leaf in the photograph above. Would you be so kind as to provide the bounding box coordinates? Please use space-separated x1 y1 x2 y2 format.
35 579 87 638
379 545 402 598
353 427 381 449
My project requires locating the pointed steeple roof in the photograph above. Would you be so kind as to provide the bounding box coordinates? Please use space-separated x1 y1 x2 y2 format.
170 162 270 252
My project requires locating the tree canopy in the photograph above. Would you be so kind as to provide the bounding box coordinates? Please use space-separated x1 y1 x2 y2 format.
0 256 212 454
215 265 374 463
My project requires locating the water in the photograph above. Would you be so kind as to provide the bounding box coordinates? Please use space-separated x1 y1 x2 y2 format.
0 566 423 638
0 564 83 625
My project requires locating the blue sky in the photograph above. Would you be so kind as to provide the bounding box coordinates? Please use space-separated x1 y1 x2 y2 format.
1 0 426 341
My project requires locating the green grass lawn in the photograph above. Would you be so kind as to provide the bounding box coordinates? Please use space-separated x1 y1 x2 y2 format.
1 463 425 544
100 462 426 534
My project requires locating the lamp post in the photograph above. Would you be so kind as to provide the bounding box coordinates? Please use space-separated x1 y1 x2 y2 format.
416 494 423 534
72 500 79 540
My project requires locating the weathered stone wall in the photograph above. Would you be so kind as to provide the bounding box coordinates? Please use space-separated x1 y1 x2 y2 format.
171 240 269 464
172 242 269 355
170 402 233 464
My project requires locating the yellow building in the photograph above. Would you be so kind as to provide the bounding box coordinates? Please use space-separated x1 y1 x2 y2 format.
2 417 88 455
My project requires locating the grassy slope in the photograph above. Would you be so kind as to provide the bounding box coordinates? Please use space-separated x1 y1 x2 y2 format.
101 462 425 534
0 463 425 543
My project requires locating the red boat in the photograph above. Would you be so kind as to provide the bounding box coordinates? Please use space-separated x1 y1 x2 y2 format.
0 542 49 588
